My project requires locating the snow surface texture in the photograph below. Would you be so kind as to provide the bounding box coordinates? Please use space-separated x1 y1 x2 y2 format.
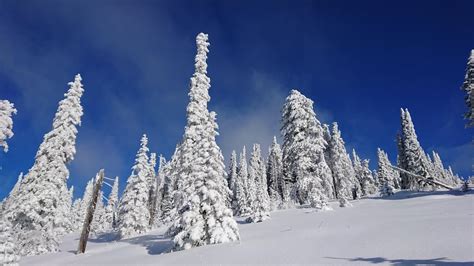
21 190 473 265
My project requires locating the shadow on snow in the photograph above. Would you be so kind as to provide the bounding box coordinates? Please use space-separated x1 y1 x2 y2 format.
366 189 473 201
325 256 473 265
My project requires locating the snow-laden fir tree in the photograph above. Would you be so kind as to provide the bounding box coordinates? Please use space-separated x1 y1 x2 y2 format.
431 151 461 187
64 186 74 233
396 132 407 187
322 123 332 173
228 150 238 209
398 109 430 190
160 146 179 223
1 173 22 219
352 150 364 190
147 153 157 227
267 137 285 209
281 90 333 205
71 199 82 231
105 176 119 230
377 148 399 191
447 166 462 186
151 155 166 227
360 159 378 196
75 178 94 231
170 33 239 250
462 49 474 127
380 180 395 197
6 74 84 255
234 147 251 216
118 134 152 239
0 100 17 153
0 218 19 266
247 144 270 222
327 123 358 201
431 152 447 183
91 190 107 234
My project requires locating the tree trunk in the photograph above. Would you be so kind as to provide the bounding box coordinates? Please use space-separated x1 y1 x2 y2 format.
77 169 104 254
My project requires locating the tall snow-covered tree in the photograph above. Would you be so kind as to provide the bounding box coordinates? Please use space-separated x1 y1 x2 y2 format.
1 173 22 219
6 74 84 255
267 137 284 209
248 144 270 217
327 123 358 200
462 49 474 127
281 90 333 205
76 178 94 230
0 100 17 153
352 150 363 188
91 190 107 234
360 159 378 196
234 147 250 216
228 150 238 209
118 134 152 239
71 199 82 231
160 146 180 223
0 218 19 266
147 153 157 226
396 132 408 188
398 109 430 190
105 176 119 230
171 33 239 250
377 148 399 190
151 155 166 227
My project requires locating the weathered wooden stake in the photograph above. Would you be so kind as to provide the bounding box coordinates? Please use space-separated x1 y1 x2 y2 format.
77 169 104 254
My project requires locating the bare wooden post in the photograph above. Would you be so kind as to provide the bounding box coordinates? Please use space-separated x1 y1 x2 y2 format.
77 169 105 254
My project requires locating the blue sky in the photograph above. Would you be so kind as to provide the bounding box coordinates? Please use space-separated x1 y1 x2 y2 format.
0 0 472 200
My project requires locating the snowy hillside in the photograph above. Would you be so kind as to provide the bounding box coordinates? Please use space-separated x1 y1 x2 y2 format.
21 190 473 265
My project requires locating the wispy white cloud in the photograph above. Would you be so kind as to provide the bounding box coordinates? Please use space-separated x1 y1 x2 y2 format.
216 71 333 159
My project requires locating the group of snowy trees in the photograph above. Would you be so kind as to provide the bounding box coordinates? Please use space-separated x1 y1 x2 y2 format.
396 108 462 191
0 34 470 262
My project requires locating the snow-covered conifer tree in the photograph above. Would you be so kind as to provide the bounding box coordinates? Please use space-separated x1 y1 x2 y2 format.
118 134 151 239
234 147 250 215
71 199 82 231
105 176 119 230
377 148 399 190
327 123 358 201
91 191 107 234
1 173 22 219
352 150 364 190
77 178 94 228
160 146 179 223
0 219 19 266
171 33 239 250
281 90 333 205
267 137 284 209
360 159 377 195
228 150 238 209
398 109 430 190
248 144 270 215
462 50 474 127
380 180 395 197
6 74 84 255
151 155 166 227
0 100 17 153
147 153 157 226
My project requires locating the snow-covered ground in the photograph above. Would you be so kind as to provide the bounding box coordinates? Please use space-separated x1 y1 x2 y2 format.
22 190 473 265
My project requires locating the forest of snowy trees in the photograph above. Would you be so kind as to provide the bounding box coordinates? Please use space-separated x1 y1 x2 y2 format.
0 34 471 264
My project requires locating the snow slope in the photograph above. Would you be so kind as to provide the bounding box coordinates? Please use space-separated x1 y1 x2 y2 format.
22 190 473 265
